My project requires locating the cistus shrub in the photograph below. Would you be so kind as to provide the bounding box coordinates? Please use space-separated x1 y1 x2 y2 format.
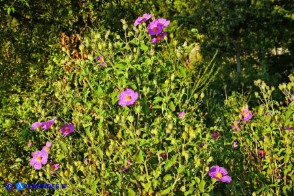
0 14 293 195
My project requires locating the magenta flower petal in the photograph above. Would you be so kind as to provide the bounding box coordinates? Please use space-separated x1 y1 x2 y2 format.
30 150 48 170
208 166 219 178
33 162 42 170
52 163 60 171
147 20 163 35
123 166 130 172
212 131 220 140
42 146 49 152
257 149 266 158
241 107 253 121
160 153 167 158
218 166 228 176
46 141 51 147
284 126 293 131
220 176 232 183
31 122 43 130
118 88 139 107
232 141 238 148
41 117 56 130
42 141 52 152
178 111 185 118
96 55 106 66
134 13 152 26
151 32 167 44
157 18 170 28
60 123 75 136
208 165 231 183
96 56 103 61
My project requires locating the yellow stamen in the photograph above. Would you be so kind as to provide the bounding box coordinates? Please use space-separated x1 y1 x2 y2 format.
36 156 42 162
216 172 222 179
125 95 131 101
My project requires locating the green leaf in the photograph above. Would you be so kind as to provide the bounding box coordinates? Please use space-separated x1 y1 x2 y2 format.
135 150 144 163
199 180 206 193
86 189 93 194
57 154 65 161
163 174 172 182
178 66 186 78
116 63 127 70
95 86 103 97
128 188 136 196
15 158 22 162
164 154 178 171
177 165 185 173
142 181 151 191
140 43 148 51
169 101 175 111
85 127 92 139
159 186 172 195
153 96 163 104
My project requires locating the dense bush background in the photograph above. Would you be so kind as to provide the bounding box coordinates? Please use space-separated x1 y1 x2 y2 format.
0 0 293 195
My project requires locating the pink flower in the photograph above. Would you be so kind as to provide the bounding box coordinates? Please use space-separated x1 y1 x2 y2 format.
241 107 253 121
232 141 238 148
118 88 139 107
208 165 232 183
122 159 131 172
212 131 220 140
157 18 170 28
30 150 48 170
231 120 241 132
42 141 52 152
147 20 164 35
159 153 167 158
134 13 152 26
178 111 185 118
60 123 75 136
28 140 32 147
31 117 56 131
52 164 59 171
257 149 266 158
51 163 60 174
96 55 106 66
151 32 167 44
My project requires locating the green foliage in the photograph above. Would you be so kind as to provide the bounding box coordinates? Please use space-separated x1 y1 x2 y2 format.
0 1 293 195
0 19 220 195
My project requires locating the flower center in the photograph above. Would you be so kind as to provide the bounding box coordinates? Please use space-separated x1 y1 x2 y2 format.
216 172 222 179
153 27 158 32
242 111 248 117
36 156 42 162
125 95 131 101
65 127 70 133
